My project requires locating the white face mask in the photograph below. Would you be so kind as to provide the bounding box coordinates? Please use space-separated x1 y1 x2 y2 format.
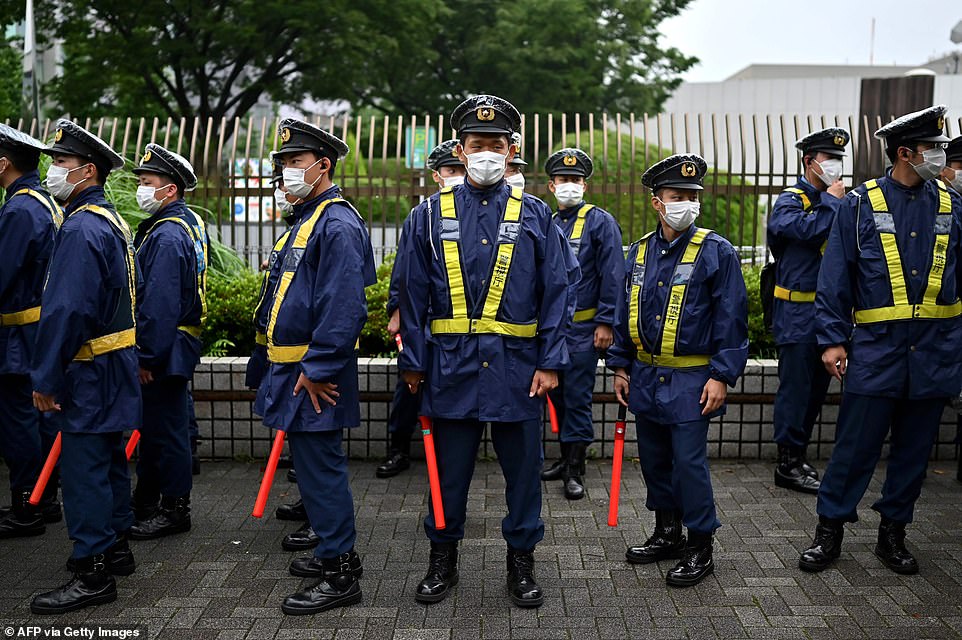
136 184 172 214
554 182 584 208
657 198 701 232
948 168 962 192
911 147 946 181
45 164 89 201
464 150 506 186
815 158 843 187
274 188 293 215
442 175 465 188
505 173 525 190
282 157 325 198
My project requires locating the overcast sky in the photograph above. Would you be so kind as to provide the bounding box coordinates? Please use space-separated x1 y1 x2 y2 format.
660 0 961 82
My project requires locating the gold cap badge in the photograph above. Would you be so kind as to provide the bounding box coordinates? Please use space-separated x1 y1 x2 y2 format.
477 108 495 122
937 116 945 131
681 162 697 177
141 150 152 164
54 129 63 143
834 134 845 147
563 155 577 167
280 127 291 143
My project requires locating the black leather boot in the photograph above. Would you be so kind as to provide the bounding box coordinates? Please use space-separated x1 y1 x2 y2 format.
626 510 686 564
129 495 191 540
666 530 714 587
541 442 570 481
287 468 297 483
415 541 459 603
275 499 307 521
376 450 411 479
66 533 136 576
875 518 918 575
798 516 844 572
277 453 294 469
39 467 63 523
563 442 588 500
506 547 543 608
290 548 363 578
774 445 821 494
282 523 320 551
281 552 362 615
0 490 45 538
798 447 819 480
130 485 160 522
31 554 117 614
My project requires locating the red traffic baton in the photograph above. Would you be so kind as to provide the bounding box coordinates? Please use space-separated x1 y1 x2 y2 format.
252 430 286 518
124 429 141 460
29 432 62 506
607 405 628 527
419 415 445 530
546 395 559 434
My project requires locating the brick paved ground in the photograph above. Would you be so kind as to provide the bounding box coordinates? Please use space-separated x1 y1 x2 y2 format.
2 458 962 640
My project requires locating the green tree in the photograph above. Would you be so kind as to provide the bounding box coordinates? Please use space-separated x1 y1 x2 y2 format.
0 39 21 121
365 0 698 116
3 0 443 134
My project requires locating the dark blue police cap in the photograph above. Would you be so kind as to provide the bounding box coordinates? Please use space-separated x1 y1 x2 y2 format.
796 127 850 157
276 118 349 160
132 143 197 191
427 140 463 171
545 148 593 179
0 123 46 154
451 95 521 136
875 105 951 144
641 153 708 191
947 136 962 163
43 119 125 171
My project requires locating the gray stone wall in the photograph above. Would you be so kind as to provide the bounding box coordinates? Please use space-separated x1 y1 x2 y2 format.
190 357 960 463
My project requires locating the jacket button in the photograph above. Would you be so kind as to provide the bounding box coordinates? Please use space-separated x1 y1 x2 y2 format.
658 376 665 383
658 281 664 287
482 361 489 368
911 269 918 276
655 315 662 321
910 345 917 351
481 238 489 245
910 231 917 238
481 200 488 206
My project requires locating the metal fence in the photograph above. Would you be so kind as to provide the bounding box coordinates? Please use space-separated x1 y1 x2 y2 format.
6 112 962 266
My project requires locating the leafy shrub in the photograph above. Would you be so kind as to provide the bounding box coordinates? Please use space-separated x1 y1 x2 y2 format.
741 263 775 358
203 270 262 356
360 253 396 357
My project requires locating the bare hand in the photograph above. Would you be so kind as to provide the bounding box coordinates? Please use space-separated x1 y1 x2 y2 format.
827 180 845 199
401 370 424 395
593 324 614 351
293 373 339 414
822 345 847 381
528 369 558 398
700 378 727 416
613 368 629 407
387 309 400 336
33 391 61 413
138 367 154 385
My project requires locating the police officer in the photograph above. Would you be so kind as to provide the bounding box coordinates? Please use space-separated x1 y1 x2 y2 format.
378 140 466 479
608 154 748 588
800 105 962 576
941 136 962 192
30 120 140 614
768 128 849 494
396 95 577 608
0 125 62 538
542 147 622 500
504 132 527 190
254 119 376 615
127 144 207 539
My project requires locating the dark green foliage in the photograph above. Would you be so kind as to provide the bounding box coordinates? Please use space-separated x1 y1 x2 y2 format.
742 263 776 358
0 39 20 121
202 270 262 357
360 253 395 357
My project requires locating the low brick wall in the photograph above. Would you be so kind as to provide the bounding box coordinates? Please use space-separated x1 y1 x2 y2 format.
190 357 961 463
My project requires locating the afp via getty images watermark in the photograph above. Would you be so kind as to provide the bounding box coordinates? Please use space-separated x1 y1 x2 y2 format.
2 625 144 639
